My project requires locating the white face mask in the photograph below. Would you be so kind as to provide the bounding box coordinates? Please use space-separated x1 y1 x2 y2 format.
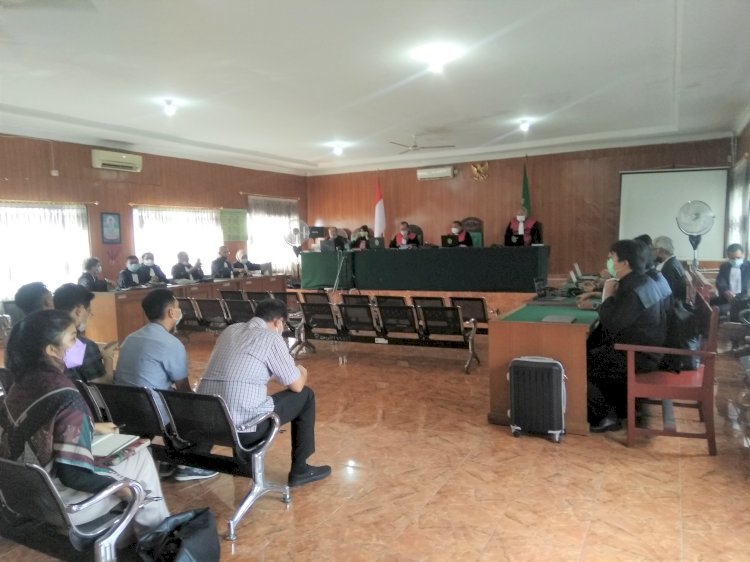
359 231 367 237
241 258 248 264
175 309 183 325
451 227 460 235
400 230 408 236
731 258 744 268
96 265 103 274
516 215 526 222
143 259 154 267
127 263 140 272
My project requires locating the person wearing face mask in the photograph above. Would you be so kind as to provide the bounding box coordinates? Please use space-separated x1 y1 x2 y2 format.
652 236 687 304
585 239 668 432
389 221 420 248
714 243 750 314
171 251 204 281
199 298 331 488
233 249 261 273
448 220 473 247
350 224 371 251
0 309 170 539
504 207 542 246
53 283 106 384
77 257 113 292
137 252 168 284
211 246 234 278
114 289 218 482
117 255 143 289
327 226 348 251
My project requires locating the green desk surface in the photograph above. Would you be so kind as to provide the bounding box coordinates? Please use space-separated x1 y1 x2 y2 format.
502 305 599 326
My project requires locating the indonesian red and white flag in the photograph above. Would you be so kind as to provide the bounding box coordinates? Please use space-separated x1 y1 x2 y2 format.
374 182 385 237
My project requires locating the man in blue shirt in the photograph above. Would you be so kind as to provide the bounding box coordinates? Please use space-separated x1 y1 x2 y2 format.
115 288 216 482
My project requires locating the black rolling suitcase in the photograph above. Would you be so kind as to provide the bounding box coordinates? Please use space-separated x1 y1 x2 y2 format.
507 356 566 443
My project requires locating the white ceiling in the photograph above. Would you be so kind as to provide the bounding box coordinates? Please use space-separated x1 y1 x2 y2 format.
1 0 749 176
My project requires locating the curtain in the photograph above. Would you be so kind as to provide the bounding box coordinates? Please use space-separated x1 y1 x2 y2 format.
728 159 748 250
0 204 89 301
246 196 299 275
133 207 223 274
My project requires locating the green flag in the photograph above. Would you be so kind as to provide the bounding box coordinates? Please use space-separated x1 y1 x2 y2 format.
521 163 531 216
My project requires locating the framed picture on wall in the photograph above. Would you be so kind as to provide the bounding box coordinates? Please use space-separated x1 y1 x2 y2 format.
101 212 121 244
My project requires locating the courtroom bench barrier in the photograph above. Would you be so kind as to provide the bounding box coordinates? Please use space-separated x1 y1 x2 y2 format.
291 302 479 373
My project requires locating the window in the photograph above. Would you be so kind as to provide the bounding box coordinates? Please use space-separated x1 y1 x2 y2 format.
132 207 223 275
0 204 89 301
246 196 299 275
728 159 749 251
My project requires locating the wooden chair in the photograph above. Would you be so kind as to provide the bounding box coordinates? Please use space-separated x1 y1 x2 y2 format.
615 293 719 455
0 457 145 562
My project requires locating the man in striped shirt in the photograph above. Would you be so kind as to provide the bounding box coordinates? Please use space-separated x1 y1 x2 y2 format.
198 298 330 487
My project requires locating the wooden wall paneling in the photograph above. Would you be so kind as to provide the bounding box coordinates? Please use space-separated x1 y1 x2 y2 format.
306 140 730 274
0 137 307 283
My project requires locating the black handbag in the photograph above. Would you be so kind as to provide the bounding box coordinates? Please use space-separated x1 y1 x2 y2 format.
136 508 220 562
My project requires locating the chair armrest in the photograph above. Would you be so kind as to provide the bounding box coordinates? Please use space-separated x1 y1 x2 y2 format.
66 478 146 541
236 411 281 456
614 343 715 359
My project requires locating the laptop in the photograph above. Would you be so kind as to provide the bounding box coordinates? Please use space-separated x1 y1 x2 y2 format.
370 237 386 250
573 262 598 281
533 278 570 303
441 234 459 247
320 239 336 252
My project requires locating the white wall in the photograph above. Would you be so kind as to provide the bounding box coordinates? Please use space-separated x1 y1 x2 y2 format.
619 168 728 261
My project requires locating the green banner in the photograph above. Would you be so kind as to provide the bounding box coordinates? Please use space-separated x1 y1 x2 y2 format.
220 209 248 241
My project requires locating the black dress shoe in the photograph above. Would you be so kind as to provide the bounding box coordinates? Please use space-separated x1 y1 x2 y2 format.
590 414 622 433
288 465 332 487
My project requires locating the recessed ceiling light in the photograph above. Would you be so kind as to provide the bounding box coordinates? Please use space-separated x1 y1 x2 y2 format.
324 141 350 156
519 120 531 132
411 42 465 73
163 99 177 117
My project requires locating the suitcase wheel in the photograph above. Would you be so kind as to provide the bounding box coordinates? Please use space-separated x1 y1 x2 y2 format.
511 429 521 438
551 434 561 444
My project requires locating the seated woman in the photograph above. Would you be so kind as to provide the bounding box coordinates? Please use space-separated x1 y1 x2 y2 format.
0 309 169 539
350 225 371 250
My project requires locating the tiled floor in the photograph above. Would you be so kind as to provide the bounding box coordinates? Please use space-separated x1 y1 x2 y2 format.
1 331 750 561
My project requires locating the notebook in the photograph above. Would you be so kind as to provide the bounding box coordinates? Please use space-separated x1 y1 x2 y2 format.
441 234 459 247
541 314 576 324
92 432 140 458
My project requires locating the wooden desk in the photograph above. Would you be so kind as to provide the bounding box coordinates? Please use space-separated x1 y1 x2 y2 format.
488 305 599 435
86 276 287 343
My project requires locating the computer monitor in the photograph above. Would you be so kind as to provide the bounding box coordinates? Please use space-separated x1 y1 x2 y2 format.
320 239 336 252
309 226 326 239
370 237 386 250
260 262 273 275
441 234 459 247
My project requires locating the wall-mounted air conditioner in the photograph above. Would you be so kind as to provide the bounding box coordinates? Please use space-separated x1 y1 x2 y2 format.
91 149 143 172
416 166 455 181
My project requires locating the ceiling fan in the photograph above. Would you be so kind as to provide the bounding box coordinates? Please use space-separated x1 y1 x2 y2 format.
389 135 455 155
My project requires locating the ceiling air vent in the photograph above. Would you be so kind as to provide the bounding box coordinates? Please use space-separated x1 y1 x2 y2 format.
91 149 143 172
416 166 455 181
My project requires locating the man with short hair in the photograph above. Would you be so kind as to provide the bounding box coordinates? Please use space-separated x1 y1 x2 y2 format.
653 236 687 303
587 239 668 432
389 221 420 248
117 255 142 289
53 283 106 383
138 252 168 284
448 220 473 247
115 288 217 482
14 282 53 315
78 257 112 292
199 298 330 487
211 246 233 278
327 226 348 251
715 243 750 306
171 251 204 281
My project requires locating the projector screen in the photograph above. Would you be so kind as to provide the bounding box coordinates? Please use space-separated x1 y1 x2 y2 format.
619 168 728 261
